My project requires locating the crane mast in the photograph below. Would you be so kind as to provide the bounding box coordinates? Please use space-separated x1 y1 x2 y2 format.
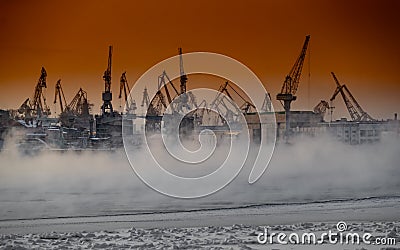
101 46 113 115
276 35 310 142
330 72 375 122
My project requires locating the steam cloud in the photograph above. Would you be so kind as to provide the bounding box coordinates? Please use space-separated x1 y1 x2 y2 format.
0 132 399 220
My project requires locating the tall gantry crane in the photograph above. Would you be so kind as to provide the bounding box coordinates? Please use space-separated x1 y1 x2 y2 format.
101 46 113 115
276 35 310 141
330 72 375 122
119 72 137 114
54 79 67 113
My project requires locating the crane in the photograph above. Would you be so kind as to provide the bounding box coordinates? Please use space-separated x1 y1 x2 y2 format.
158 70 179 105
141 87 150 109
101 46 113 115
179 48 188 94
18 98 31 118
261 93 272 112
217 81 255 114
54 79 67 113
141 86 164 132
276 35 310 141
313 100 330 120
209 81 255 124
158 70 196 115
32 67 51 117
59 88 92 129
119 72 137 113
330 72 375 122
67 88 90 117
18 67 51 119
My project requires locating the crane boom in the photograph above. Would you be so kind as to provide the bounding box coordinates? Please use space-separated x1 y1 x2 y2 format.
158 71 180 104
330 72 375 121
330 72 359 121
104 46 112 93
54 79 67 113
119 72 137 114
280 35 310 95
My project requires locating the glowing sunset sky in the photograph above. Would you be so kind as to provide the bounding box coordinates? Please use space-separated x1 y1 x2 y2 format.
0 0 399 119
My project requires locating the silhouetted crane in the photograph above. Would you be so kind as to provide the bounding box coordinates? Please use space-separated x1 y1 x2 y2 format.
313 100 330 120
179 48 187 95
276 35 310 142
119 72 137 114
101 46 113 115
18 67 51 120
54 79 67 113
67 88 90 117
330 72 375 122
261 93 272 112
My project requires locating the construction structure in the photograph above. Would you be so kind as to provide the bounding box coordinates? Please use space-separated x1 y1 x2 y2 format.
317 72 380 144
119 72 137 115
94 46 123 148
17 67 52 127
140 48 199 135
329 72 375 122
59 88 93 129
276 35 310 143
54 79 67 114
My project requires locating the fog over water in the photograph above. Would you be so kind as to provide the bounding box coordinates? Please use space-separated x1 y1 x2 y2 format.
0 133 399 220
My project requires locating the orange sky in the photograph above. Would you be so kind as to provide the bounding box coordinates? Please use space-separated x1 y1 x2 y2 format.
0 0 399 120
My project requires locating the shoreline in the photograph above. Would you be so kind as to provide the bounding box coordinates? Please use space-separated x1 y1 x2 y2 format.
1 196 399 235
